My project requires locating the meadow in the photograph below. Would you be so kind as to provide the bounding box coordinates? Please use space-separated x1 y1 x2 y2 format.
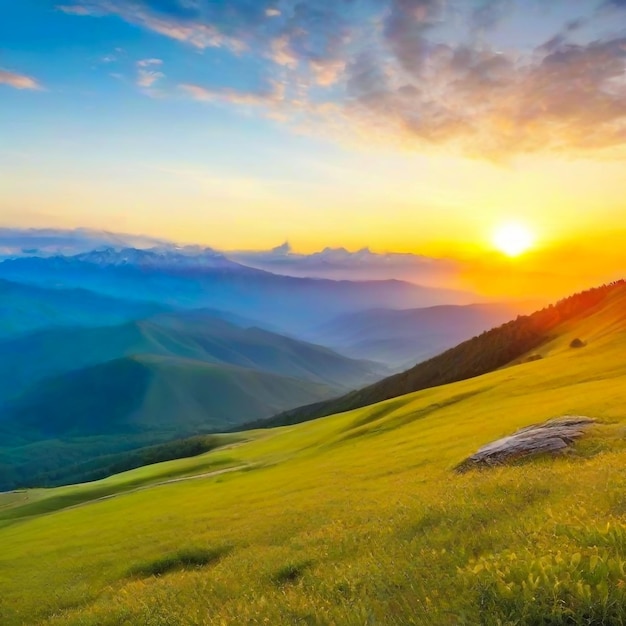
1 287 626 624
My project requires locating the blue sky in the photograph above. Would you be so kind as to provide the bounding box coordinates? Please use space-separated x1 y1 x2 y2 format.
1 0 625 253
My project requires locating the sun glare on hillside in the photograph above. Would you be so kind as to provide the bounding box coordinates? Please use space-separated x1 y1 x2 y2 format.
493 222 535 257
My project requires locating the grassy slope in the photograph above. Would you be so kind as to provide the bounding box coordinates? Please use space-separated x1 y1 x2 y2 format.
1 287 626 624
0 434 251 526
258 283 622 430
0 356 336 490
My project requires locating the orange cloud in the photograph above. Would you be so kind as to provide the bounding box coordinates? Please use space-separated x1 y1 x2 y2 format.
179 81 285 107
0 69 41 90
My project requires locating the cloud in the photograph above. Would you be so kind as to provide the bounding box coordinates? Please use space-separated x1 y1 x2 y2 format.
229 242 463 285
270 35 299 68
137 69 165 87
0 69 42 90
470 0 514 32
58 0 626 158
310 58 346 86
383 0 444 74
179 80 285 107
59 1 356 69
342 1 626 157
56 4 94 15
137 58 163 67
0 228 168 258
99 47 125 64
58 1 247 51
136 58 164 88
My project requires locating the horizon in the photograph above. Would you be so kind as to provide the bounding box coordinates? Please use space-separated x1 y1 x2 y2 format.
2 1 626 282
1 224 624 300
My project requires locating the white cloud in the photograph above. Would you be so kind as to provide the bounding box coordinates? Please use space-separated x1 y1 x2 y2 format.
137 69 164 87
137 58 163 67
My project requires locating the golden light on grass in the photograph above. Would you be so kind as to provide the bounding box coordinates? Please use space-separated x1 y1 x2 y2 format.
493 221 535 257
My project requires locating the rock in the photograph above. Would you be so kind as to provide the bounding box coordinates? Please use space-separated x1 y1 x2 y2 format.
455 416 596 472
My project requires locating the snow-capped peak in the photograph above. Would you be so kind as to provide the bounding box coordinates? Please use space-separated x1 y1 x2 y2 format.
75 247 242 271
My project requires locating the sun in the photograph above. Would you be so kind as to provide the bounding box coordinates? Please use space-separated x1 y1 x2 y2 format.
492 222 535 257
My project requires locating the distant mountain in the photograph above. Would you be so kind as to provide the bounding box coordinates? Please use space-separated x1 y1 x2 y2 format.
0 252 477 332
0 227 167 259
0 355 336 489
230 241 461 284
307 303 526 369
0 278 167 339
0 310 385 403
75 246 245 272
249 281 626 430
1 229 463 287
0 355 336 440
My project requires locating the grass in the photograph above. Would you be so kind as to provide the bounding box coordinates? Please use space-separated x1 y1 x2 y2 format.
0 354 337 491
128 546 233 578
271 560 315 585
0 287 626 624
0 435 253 524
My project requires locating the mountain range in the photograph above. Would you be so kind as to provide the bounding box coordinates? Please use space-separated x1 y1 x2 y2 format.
306 302 527 369
0 227 167 258
74 246 243 271
0 278 167 339
0 248 476 333
0 308 387 490
1 228 464 286
230 241 461 284
0 310 384 404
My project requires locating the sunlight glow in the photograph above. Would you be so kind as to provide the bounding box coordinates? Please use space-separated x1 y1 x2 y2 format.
493 222 535 257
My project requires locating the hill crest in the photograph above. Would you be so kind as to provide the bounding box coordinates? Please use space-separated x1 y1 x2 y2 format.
252 280 626 429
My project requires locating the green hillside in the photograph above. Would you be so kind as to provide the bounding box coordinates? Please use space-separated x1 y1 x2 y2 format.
28 434 247 487
257 281 625 430
0 278 166 339
1 282 626 624
0 311 383 404
0 355 335 490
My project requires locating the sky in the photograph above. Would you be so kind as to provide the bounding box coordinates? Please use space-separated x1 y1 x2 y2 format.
1 0 626 295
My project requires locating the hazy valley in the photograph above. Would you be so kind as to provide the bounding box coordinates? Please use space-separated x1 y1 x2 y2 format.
0 237 524 493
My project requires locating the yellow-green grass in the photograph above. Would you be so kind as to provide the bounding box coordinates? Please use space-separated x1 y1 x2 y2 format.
0 433 255 526
1 289 626 624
